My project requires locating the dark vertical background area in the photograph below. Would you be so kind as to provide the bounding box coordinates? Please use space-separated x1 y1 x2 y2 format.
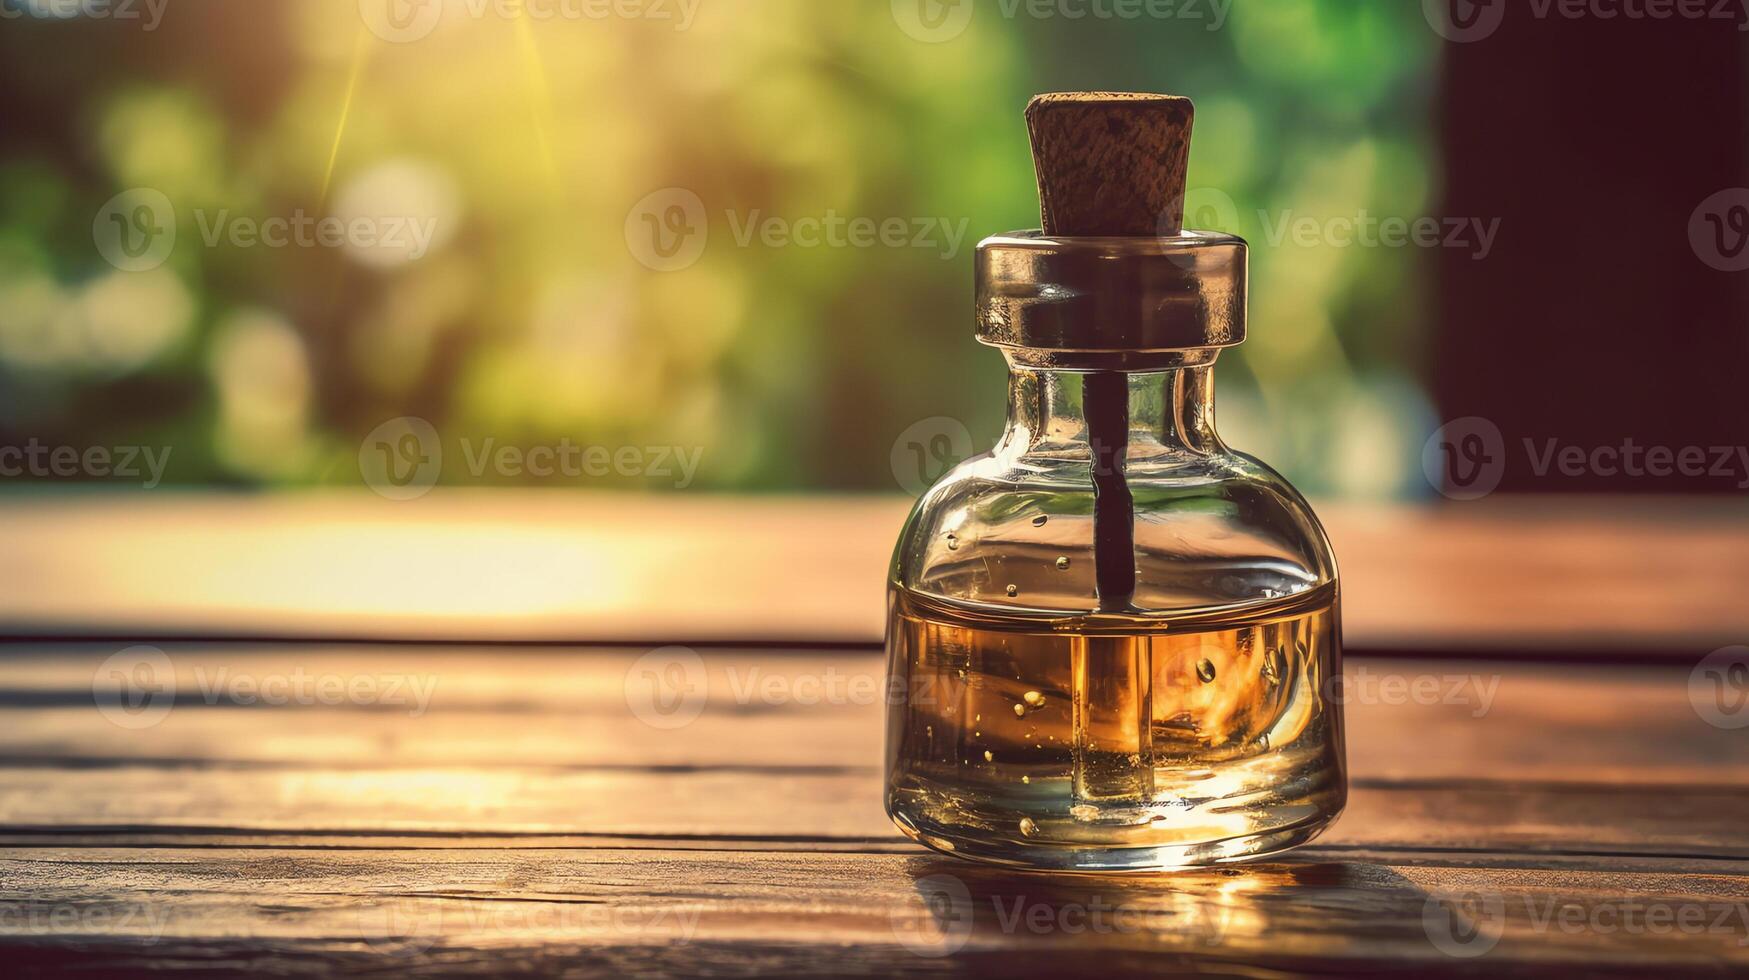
1436 9 1749 493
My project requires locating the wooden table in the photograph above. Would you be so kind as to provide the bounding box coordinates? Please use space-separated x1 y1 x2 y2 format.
1 493 1746 976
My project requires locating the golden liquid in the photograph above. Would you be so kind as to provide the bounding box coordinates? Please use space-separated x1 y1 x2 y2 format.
884 582 1345 870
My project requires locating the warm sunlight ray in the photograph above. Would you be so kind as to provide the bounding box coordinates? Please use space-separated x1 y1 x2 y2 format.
322 23 375 206
511 8 560 194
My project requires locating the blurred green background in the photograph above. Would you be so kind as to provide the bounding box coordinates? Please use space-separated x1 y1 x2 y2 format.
0 0 1441 496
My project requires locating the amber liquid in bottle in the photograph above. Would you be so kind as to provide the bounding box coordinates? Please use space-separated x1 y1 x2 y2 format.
884 581 1345 870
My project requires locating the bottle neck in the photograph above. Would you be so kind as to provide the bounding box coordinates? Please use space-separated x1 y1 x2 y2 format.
995 357 1223 460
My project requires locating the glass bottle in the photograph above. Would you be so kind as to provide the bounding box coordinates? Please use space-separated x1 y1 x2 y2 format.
883 231 1346 871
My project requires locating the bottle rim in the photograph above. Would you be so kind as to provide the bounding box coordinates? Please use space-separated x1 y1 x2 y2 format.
975 229 1247 371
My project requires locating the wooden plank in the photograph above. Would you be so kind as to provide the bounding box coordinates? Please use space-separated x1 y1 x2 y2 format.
0 493 900 647
2 767 1746 861
1325 495 1749 653
0 847 1744 976
0 493 1743 653
0 647 1739 858
0 647 1738 785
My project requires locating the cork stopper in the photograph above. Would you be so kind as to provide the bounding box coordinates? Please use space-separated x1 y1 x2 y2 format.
978 91 1243 369
1025 92 1195 238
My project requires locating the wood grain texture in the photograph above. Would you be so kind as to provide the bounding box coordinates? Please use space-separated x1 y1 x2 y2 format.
1 643 1747 974
4 769 1748 860
1026 93 1194 237
0 493 1742 654
0 647 1740 783
3 847 1748 977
